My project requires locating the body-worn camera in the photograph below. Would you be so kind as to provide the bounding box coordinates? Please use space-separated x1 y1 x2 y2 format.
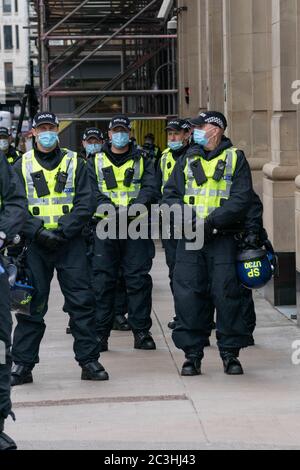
102 166 118 190
190 160 207 186
30 171 50 197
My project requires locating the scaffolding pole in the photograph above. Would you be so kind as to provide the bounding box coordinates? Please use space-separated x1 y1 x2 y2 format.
32 0 178 121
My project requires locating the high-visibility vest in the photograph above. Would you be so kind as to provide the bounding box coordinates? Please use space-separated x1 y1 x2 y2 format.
160 148 176 191
22 149 77 229
183 148 238 219
94 151 144 216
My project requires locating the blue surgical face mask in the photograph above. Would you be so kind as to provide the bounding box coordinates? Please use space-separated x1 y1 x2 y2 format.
168 141 184 151
37 131 58 149
193 129 209 147
86 143 102 155
0 139 9 152
111 132 130 149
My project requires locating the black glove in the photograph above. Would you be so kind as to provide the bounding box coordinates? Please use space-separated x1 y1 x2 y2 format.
240 231 262 250
35 228 67 252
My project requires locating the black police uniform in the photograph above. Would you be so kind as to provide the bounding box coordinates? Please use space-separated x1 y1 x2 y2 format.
87 142 157 346
79 148 130 332
156 144 190 294
11 146 102 375
0 153 27 449
163 138 252 362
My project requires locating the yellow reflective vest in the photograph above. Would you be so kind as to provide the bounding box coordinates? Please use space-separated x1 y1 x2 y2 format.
160 148 176 191
22 149 77 229
183 147 238 219
94 151 144 215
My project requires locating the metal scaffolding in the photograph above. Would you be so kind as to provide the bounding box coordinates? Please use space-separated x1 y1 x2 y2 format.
30 0 178 126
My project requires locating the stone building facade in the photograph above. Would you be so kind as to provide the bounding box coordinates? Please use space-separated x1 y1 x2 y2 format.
177 0 300 322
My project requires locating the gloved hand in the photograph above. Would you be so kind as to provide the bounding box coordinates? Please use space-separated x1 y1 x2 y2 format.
35 228 67 252
240 231 262 250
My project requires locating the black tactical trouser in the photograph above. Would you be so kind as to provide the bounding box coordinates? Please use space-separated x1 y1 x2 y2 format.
162 237 178 294
92 237 155 335
114 272 128 316
86 237 128 319
163 236 215 329
0 268 12 420
241 287 256 334
172 236 250 356
66 235 128 323
12 236 100 368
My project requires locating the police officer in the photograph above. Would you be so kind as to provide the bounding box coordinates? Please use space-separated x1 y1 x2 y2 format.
80 127 104 161
88 115 157 351
11 112 108 385
143 133 162 170
79 126 130 333
157 119 191 329
0 127 21 165
0 153 27 450
163 111 253 376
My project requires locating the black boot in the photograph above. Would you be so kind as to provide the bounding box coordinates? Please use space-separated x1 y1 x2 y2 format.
181 355 202 376
0 418 17 451
11 364 33 387
220 351 244 375
112 314 131 331
134 330 156 350
81 361 109 381
97 333 109 352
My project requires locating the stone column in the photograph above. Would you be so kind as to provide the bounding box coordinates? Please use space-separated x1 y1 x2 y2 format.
222 0 253 158
177 0 207 117
222 0 272 197
250 0 272 197
263 0 298 306
206 0 224 112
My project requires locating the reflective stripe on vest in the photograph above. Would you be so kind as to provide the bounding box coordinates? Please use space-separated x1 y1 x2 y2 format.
22 149 77 229
160 148 176 191
183 148 238 219
94 152 144 212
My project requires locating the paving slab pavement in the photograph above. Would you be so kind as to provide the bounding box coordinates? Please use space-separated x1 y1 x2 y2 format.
5 245 300 450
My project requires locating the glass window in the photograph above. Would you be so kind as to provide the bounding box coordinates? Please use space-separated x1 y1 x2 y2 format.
4 25 13 49
3 0 12 13
14 0 18 13
4 63 13 86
